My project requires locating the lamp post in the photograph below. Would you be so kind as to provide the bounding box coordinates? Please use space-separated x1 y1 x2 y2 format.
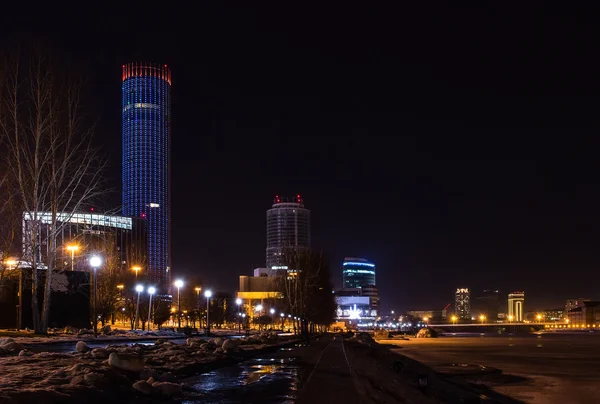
280 312 285 330
195 287 202 329
89 255 102 337
134 284 144 330
451 315 457 325
479 315 486 325
255 304 263 331
66 245 79 271
132 265 142 279
236 298 242 333
270 308 275 329
147 286 156 331
174 279 184 328
204 290 212 336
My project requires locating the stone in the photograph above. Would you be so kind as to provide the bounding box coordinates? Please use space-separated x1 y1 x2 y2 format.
83 372 105 385
0 338 15 346
140 369 157 381
156 338 168 345
147 377 157 385
70 375 84 385
18 349 33 357
214 347 224 354
416 328 438 338
101 325 112 335
1 341 25 353
67 363 84 373
62 326 78 335
78 328 93 335
152 381 182 397
133 380 154 395
91 348 109 359
108 352 145 372
222 339 238 351
214 337 224 347
158 372 176 382
76 341 89 353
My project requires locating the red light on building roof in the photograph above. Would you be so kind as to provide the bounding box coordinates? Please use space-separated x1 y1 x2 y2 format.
90 207 94 212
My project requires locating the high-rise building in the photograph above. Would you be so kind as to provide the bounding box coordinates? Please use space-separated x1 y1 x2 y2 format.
472 289 499 321
266 195 310 269
455 288 471 320
508 291 525 322
342 257 376 289
122 62 172 292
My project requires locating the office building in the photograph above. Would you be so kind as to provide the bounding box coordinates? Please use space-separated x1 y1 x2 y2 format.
566 301 600 326
472 289 499 321
342 257 376 289
122 62 172 292
508 291 525 322
266 195 310 269
565 298 590 316
455 288 470 320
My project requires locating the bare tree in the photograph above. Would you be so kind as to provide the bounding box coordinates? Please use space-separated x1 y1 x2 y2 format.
0 50 106 333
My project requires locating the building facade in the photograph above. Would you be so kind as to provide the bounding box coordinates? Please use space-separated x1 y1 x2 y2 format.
122 62 172 292
455 288 471 320
508 291 525 322
566 301 600 327
472 289 499 321
266 195 310 269
342 257 376 289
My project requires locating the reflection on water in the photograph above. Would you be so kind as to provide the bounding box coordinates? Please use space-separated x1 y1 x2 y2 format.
185 357 299 403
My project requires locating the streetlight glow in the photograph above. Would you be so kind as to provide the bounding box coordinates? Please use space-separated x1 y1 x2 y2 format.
174 279 184 289
89 256 102 268
148 286 156 295
270 308 275 315
255 304 263 312
236 298 242 305
204 290 212 298
136 284 144 293
131 265 142 278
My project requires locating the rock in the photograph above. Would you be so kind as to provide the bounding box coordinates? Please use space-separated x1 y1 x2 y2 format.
101 325 112 335
222 339 238 351
156 338 169 345
133 380 154 395
62 326 78 335
76 341 89 353
416 328 438 338
0 338 15 346
67 363 84 373
1 341 25 353
91 348 109 359
147 377 157 385
152 381 182 397
158 372 176 382
214 337 224 347
70 375 84 385
18 349 33 357
108 352 145 372
140 369 158 381
214 347 224 354
84 372 105 385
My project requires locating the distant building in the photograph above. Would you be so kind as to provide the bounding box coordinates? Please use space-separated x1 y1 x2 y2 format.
406 309 447 322
455 288 471 320
564 298 590 316
266 195 310 269
540 308 564 322
334 288 378 321
508 291 525 322
342 257 376 289
472 289 499 321
566 301 600 326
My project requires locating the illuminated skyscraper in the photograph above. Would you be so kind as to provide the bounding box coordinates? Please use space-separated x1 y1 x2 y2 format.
266 195 310 269
508 291 525 322
455 288 471 320
122 62 171 292
342 257 376 289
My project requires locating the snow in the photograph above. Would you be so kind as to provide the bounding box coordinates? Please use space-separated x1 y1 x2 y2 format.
0 332 298 401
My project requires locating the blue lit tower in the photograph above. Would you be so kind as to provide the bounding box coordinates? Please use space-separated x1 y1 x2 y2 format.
342 257 376 289
122 62 171 292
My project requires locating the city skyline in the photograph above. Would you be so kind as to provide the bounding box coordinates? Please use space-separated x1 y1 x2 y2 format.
3 4 600 312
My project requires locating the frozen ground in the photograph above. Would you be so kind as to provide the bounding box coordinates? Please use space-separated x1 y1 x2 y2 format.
380 333 600 403
0 333 298 402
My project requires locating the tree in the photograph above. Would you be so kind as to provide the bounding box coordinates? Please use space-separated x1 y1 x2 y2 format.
278 249 336 333
0 49 106 333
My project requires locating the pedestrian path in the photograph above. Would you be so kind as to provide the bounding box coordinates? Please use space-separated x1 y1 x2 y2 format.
298 335 359 403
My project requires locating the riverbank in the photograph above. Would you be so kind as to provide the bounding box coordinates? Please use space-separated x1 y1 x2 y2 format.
0 333 301 402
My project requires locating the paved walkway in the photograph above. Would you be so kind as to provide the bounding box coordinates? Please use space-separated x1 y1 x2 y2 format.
298 335 359 403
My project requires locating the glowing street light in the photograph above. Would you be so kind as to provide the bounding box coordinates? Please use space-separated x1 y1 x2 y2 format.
89 255 102 337
131 265 142 278
174 279 184 328
66 245 79 271
536 314 542 323
479 315 486 325
134 284 144 330
508 315 514 323
451 315 457 325
147 286 156 330
204 290 212 336
236 298 242 333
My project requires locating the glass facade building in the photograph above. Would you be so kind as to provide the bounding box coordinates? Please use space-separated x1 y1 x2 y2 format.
266 195 311 269
342 257 376 289
122 62 171 292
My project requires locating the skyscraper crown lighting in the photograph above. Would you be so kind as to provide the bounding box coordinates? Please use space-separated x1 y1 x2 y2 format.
266 195 310 268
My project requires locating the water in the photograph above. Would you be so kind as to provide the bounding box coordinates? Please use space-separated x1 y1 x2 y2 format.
183 356 301 403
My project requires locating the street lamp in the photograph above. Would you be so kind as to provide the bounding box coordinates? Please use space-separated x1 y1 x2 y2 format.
236 298 242 333
132 265 142 278
536 314 542 323
479 315 486 325
66 245 79 271
508 315 514 323
134 284 144 330
280 312 285 330
174 279 184 328
89 255 102 337
451 315 457 325
204 290 212 336
147 286 156 331
270 308 275 329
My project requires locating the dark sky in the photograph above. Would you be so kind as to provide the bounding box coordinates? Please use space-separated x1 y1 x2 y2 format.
3 3 600 312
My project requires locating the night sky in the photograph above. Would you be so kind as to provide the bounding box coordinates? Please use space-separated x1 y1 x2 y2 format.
3 3 600 312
